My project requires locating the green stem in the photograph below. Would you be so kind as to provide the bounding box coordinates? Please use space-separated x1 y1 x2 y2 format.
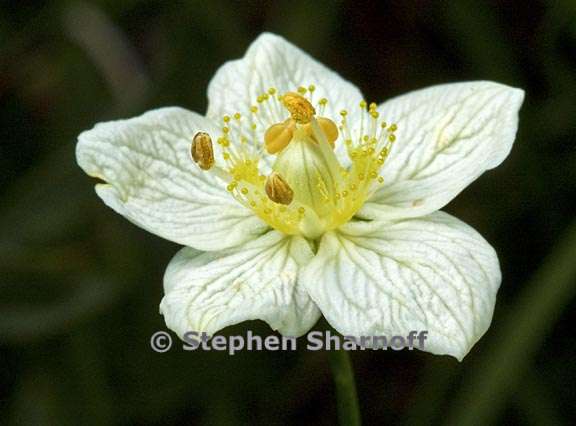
328 349 362 426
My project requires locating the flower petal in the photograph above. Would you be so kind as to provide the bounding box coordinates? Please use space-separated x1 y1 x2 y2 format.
206 32 364 166
76 107 268 251
160 231 320 338
302 211 501 360
360 81 524 220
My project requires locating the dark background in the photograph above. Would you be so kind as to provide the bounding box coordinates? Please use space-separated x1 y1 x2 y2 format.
1 0 575 425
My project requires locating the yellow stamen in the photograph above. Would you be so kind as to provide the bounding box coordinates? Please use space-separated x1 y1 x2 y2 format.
282 92 316 124
192 84 397 240
298 117 338 148
264 119 295 154
265 172 294 205
191 132 214 170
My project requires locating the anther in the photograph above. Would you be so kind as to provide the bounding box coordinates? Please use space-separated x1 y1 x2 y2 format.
265 172 294 205
191 132 215 170
264 120 295 154
282 92 316 124
307 117 338 147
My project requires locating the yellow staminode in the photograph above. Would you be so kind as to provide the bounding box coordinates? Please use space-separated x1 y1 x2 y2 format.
190 86 397 239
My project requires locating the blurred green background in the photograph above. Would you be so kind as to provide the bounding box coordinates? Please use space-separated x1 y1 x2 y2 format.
1 0 575 425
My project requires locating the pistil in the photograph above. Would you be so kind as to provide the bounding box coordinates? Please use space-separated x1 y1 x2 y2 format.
188 86 397 240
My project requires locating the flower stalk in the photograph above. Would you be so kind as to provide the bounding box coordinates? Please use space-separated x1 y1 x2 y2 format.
328 349 362 426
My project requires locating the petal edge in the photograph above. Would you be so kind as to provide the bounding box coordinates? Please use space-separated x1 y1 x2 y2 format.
302 211 501 360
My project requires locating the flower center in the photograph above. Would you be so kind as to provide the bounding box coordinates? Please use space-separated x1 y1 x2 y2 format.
191 85 397 239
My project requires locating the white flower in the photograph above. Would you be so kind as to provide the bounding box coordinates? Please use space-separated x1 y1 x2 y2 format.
76 33 524 360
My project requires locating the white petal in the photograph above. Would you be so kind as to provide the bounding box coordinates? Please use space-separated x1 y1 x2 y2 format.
76 107 268 251
160 231 320 338
206 32 364 167
302 211 501 360
360 81 524 220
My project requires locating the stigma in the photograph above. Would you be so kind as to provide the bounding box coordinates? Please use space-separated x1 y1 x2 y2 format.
189 85 397 239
